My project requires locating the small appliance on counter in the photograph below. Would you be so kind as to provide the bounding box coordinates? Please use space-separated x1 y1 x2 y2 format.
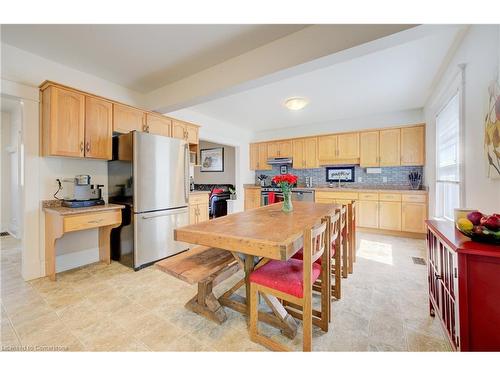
55 174 105 208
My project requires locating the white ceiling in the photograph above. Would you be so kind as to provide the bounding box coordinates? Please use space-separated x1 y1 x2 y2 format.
188 27 461 132
0 24 306 92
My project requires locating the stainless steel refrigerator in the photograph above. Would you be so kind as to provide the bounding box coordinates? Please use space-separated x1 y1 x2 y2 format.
108 131 190 270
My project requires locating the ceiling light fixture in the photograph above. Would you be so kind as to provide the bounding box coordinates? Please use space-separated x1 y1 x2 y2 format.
284 97 309 111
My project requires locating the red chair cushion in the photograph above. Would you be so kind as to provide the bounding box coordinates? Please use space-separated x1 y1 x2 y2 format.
291 244 336 263
249 259 321 298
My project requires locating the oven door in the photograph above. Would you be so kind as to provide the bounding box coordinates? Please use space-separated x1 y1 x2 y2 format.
261 191 284 206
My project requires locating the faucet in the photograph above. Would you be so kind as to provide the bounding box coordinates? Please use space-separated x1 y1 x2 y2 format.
338 177 342 188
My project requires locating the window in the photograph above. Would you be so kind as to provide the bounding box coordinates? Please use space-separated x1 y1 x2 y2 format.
435 93 461 220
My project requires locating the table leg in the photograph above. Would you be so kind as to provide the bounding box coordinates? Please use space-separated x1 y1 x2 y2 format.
44 213 63 281
244 255 255 317
98 224 120 264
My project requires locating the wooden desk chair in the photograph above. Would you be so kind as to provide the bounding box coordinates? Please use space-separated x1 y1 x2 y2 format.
347 200 357 274
339 205 349 278
249 220 329 351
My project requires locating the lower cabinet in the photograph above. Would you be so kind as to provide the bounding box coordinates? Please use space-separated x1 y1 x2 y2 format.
402 202 427 233
244 188 261 210
358 200 379 228
189 193 209 224
379 201 402 231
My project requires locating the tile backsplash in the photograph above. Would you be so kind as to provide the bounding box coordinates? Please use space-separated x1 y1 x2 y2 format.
255 165 424 188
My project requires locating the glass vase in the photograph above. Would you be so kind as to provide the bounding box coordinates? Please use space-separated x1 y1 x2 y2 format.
282 189 293 213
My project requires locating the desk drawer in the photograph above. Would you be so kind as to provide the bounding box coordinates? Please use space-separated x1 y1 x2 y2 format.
189 193 209 205
402 194 427 203
379 193 401 202
63 210 121 232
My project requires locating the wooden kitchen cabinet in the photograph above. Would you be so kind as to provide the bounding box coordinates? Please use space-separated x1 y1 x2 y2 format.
85 96 113 160
41 85 85 157
378 201 402 231
292 137 318 169
401 125 425 166
146 113 172 137
357 200 379 228
268 140 292 158
257 143 272 170
402 202 427 233
337 132 359 161
172 120 199 144
249 143 259 170
244 188 261 210
379 128 401 166
189 193 209 224
113 103 145 134
360 131 379 167
318 135 337 164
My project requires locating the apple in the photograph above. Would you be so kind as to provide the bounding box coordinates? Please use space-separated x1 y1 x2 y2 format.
480 215 490 226
467 211 484 225
493 213 500 219
483 215 500 231
473 226 484 235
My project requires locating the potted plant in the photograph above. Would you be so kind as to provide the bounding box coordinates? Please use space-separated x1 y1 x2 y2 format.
229 187 237 200
272 173 298 213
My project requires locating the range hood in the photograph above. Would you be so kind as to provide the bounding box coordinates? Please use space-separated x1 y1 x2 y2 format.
267 157 293 165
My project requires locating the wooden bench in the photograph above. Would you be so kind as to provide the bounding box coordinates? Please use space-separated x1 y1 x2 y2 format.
155 246 241 324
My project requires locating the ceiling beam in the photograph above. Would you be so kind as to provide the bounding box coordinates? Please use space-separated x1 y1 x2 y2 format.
146 24 426 113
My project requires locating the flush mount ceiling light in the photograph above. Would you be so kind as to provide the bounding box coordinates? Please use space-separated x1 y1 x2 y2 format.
284 97 309 111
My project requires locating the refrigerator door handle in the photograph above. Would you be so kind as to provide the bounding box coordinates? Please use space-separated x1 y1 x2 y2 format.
184 143 190 203
141 207 188 220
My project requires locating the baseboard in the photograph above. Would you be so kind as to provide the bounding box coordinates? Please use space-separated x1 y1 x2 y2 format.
55 248 99 273
357 227 426 239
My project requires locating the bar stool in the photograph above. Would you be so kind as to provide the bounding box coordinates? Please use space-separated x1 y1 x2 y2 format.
248 220 329 351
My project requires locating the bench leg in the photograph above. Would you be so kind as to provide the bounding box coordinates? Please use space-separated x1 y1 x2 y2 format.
185 280 227 325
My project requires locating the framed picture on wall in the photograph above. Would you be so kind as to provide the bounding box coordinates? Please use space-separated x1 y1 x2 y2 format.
325 166 355 182
200 147 224 172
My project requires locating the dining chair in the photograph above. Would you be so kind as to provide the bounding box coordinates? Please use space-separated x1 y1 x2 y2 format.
347 200 357 274
248 220 329 351
339 205 349 279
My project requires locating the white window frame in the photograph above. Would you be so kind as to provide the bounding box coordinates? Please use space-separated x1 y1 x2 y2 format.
434 70 465 221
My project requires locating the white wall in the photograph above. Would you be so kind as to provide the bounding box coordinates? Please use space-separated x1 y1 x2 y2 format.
252 108 424 141
1 111 12 233
195 140 236 185
167 109 254 211
424 25 500 216
1 42 146 279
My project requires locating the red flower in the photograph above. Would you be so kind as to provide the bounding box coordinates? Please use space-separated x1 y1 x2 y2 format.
272 173 298 187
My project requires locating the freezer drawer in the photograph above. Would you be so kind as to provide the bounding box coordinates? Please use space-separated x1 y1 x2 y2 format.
134 207 189 269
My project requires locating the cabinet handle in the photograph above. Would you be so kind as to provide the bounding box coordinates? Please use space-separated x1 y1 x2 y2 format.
80 141 84 152
85 141 90 153
88 219 103 224
434 273 442 280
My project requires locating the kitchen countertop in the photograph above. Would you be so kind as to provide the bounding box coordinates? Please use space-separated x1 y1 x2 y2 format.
189 190 211 195
243 184 427 194
42 200 125 216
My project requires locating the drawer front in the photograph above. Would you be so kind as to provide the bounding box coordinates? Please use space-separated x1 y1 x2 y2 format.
316 191 358 200
379 193 402 202
63 210 121 232
402 194 427 203
189 194 209 205
359 192 378 201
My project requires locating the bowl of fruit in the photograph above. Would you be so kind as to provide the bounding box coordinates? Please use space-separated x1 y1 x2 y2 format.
456 211 500 244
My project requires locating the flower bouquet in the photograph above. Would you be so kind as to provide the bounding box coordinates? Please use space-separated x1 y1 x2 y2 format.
271 173 298 212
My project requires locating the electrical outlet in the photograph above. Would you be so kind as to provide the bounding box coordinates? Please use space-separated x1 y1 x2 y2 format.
382 176 387 183
358 177 363 182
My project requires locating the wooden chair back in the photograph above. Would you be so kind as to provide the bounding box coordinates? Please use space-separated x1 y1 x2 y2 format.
304 221 327 264
328 212 340 246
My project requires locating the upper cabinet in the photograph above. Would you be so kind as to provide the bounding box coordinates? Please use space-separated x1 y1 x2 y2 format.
146 113 172 137
318 133 359 165
360 128 401 167
267 140 292 158
85 96 113 160
258 143 272 170
172 120 199 144
292 137 318 169
249 143 259 170
318 135 337 164
41 85 86 158
113 103 145 134
401 125 425 166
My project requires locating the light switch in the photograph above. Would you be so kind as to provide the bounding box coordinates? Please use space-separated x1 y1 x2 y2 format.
382 176 387 183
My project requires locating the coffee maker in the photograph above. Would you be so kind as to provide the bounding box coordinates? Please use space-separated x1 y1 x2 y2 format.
57 175 105 208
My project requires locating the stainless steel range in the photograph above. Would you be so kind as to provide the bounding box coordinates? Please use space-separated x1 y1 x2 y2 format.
260 187 315 206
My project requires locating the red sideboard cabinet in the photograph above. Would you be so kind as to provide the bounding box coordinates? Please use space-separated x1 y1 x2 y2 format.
426 220 500 351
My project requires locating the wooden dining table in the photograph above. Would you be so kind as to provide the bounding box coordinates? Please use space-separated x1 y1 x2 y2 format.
174 201 340 338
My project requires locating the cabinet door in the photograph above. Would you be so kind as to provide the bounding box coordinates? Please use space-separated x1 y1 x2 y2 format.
360 131 379 167
245 189 261 210
44 86 85 157
304 137 318 168
185 124 199 144
292 139 305 169
197 203 210 222
379 128 401 166
401 125 425 166
379 201 402 231
402 203 427 233
172 120 186 140
113 104 145 133
146 113 172 137
249 143 260 170
278 141 292 157
318 135 337 165
267 142 280 158
258 143 272 170
189 204 198 224
337 132 359 160
85 96 112 160
358 200 379 228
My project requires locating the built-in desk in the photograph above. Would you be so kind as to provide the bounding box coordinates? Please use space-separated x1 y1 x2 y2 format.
42 201 124 281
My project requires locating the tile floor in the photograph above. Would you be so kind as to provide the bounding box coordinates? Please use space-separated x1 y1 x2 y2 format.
0 232 450 351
